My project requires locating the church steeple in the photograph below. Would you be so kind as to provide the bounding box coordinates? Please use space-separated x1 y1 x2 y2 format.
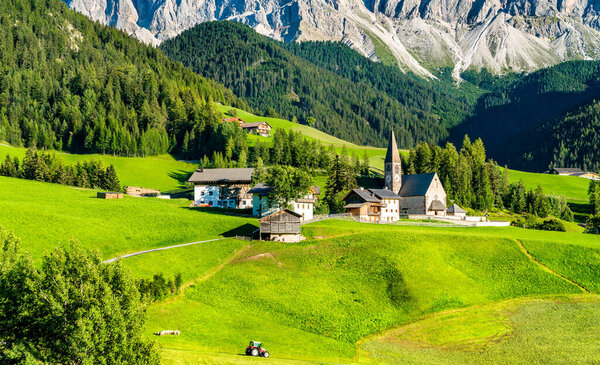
384 131 402 194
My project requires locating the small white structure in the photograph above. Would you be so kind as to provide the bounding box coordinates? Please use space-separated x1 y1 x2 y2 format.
447 204 466 218
188 168 254 209
248 183 318 222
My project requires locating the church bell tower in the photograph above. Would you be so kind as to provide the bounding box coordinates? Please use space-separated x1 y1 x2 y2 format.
384 131 402 194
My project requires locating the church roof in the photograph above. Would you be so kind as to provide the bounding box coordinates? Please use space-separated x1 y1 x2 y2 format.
369 189 401 200
385 131 401 164
399 173 436 197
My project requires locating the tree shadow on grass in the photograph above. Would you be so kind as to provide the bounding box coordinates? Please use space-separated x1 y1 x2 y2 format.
182 206 254 217
168 169 195 188
569 202 593 223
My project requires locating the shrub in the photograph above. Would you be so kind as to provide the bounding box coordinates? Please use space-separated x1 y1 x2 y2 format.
586 215 600 234
533 219 566 232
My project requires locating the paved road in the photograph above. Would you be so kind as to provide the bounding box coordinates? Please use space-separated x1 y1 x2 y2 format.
103 238 227 263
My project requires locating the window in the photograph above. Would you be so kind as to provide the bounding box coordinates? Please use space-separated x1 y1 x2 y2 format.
209 191 214 196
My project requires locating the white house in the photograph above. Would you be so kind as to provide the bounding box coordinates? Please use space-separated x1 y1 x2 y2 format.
248 183 319 222
188 168 254 209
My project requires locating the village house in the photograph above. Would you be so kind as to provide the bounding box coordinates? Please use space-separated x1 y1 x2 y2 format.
241 122 272 137
344 132 449 220
343 189 384 222
188 167 254 209
248 183 319 222
549 167 600 180
259 209 304 242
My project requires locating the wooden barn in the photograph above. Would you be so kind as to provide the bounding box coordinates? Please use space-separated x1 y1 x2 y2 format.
259 209 303 242
97 192 123 199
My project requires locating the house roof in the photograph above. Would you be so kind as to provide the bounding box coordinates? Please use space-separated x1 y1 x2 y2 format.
344 189 380 203
429 200 446 211
447 203 466 213
551 167 584 174
385 131 401 164
399 173 436 197
311 186 321 195
248 182 272 196
344 203 367 209
259 209 302 222
369 189 401 200
241 122 272 129
188 168 254 184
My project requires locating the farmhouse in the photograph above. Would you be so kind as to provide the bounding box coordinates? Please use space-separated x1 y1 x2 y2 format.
188 167 254 209
259 209 304 242
549 167 600 180
241 122 272 137
248 183 318 221
344 132 447 219
549 167 584 176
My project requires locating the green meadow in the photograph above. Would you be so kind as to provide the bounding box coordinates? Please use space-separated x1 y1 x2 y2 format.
2 177 600 364
141 220 600 364
504 168 591 202
0 144 198 191
0 176 257 261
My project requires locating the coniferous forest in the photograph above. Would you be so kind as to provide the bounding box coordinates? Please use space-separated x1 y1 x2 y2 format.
0 0 248 159
159 21 472 148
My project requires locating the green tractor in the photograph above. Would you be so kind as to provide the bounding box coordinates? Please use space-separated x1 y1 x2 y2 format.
245 340 270 358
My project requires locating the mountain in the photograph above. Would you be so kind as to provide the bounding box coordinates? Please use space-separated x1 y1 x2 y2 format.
160 21 473 147
63 0 600 77
450 61 600 171
0 0 248 159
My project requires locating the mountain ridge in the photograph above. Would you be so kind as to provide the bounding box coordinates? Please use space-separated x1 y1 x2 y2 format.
63 0 600 76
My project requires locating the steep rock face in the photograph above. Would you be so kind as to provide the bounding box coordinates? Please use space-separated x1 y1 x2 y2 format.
62 0 600 77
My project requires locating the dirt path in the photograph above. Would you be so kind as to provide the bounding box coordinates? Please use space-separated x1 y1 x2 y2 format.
514 239 589 293
103 238 227 263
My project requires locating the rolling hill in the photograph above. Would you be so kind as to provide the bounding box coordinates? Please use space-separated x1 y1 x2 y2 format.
2 176 600 364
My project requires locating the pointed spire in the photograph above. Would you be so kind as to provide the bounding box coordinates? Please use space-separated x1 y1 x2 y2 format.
385 131 401 164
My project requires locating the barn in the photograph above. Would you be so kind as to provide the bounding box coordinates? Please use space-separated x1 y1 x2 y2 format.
259 209 303 242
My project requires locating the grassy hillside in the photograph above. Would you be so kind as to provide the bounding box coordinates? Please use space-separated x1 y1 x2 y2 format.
361 295 600 364
504 168 591 203
3 177 600 363
216 104 389 171
0 144 198 191
0 176 257 261
142 220 600 363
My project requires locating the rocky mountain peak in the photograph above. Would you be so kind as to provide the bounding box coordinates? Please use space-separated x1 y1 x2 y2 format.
62 0 600 77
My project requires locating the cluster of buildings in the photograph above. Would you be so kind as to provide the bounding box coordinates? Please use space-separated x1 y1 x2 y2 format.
222 117 272 137
340 132 463 223
189 133 463 218
187 132 467 239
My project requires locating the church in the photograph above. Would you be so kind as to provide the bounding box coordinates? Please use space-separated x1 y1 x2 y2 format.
343 132 447 222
